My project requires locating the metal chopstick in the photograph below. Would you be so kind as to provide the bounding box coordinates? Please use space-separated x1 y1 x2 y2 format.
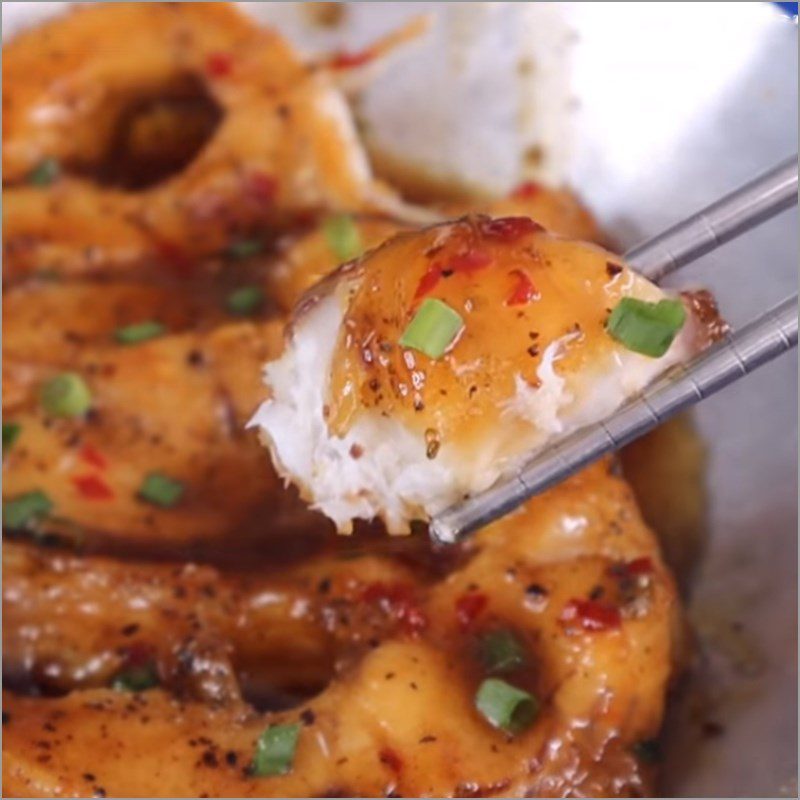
430 295 798 544
430 157 798 542
626 156 798 281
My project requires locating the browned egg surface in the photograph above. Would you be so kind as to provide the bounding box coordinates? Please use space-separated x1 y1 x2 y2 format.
328 215 632 450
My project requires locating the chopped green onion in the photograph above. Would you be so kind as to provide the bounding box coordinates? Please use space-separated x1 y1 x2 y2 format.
112 663 159 692
3 490 53 530
399 298 464 359
323 214 362 262
226 238 263 259
606 297 686 358
251 723 301 777
40 372 92 417
3 422 21 452
631 738 661 764
138 472 184 508
475 678 538 734
226 286 264 316
478 629 527 674
28 158 60 187
115 321 166 345
33 268 61 282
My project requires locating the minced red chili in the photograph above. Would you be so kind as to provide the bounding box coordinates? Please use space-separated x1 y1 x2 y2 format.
246 172 278 204
413 265 443 301
379 747 403 773
607 556 655 581
481 216 543 242
155 240 195 279
79 444 108 470
624 557 655 576
506 269 540 306
511 181 541 199
448 249 492 275
206 52 233 78
455 591 488 630
362 582 428 635
72 474 114 500
560 598 621 632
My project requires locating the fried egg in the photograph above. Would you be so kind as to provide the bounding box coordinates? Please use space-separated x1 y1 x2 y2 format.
251 216 722 533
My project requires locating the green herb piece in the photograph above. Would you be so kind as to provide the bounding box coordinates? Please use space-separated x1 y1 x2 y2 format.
3 422 21 452
33 268 61 282
226 238 263 259
323 214 362 262
606 297 686 358
399 298 464 359
226 286 264 316
138 472 185 508
40 372 92 417
28 158 60 187
475 678 538 734
251 723 301 777
631 738 661 764
111 663 159 692
3 490 53 529
478 629 527 674
115 321 166 345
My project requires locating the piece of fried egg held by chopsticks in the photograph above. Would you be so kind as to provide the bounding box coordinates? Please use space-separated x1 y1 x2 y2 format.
251 215 720 533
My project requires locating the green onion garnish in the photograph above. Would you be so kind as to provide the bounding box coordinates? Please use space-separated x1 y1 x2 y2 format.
226 238 263 259
478 629 527 674
475 678 538 734
399 298 464 359
631 738 661 764
323 214 362 262
138 472 184 508
3 490 53 529
115 321 166 345
226 286 264 316
111 662 159 692
3 422 21 452
251 723 301 777
40 372 92 417
28 158 60 187
606 297 686 358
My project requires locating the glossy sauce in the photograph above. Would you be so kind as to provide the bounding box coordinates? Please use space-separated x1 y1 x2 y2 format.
328 215 638 452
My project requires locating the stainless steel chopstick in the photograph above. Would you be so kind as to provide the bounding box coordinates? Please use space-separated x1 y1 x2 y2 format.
626 156 798 281
430 295 799 544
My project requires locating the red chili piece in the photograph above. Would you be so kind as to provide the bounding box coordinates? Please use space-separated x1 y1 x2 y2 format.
79 444 108 470
560 598 621 632
206 52 233 78
246 172 278 204
481 216 543 242
379 747 403 773
330 49 375 69
448 249 492 275
625 557 655 576
155 240 195 279
506 269 540 306
362 582 428 635
455 591 488 630
413 265 443 300
511 181 542 199
72 474 114 500
123 642 154 668
607 556 655 581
